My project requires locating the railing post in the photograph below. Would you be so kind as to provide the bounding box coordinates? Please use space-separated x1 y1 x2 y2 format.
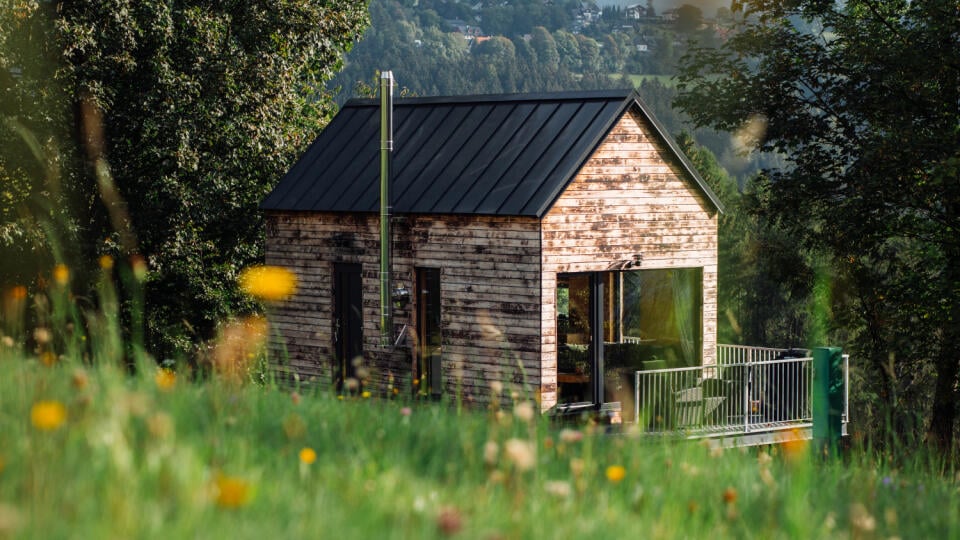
635 370 640 425
813 347 843 457
743 366 750 434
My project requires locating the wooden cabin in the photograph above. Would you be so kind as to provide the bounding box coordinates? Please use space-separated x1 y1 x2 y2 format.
260 89 723 415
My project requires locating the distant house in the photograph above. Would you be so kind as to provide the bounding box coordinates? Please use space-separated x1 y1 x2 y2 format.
626 2 655 20
444 19 484 38
661 8 680 22
260 90 722 415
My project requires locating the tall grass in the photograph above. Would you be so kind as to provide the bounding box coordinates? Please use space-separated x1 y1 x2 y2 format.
2 315 959 538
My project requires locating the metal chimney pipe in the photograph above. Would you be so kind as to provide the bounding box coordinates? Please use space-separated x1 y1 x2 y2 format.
379 71 394 347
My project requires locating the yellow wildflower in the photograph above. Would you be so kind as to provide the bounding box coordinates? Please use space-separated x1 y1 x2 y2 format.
214 475 252 509
238 265 298 302
10 286 27 300
605 465 626 484
155 369 176 391
39 351 57 367
299 447 317 465
780 428 808 463
361 391 371 399
52 264 69 286
30 400 67 431
99 255 114 270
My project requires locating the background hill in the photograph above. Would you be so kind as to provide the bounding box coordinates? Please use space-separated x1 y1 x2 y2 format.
326 0 779 184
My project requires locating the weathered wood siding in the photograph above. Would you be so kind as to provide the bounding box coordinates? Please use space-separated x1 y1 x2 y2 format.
539 107 719 410
265 212 542 401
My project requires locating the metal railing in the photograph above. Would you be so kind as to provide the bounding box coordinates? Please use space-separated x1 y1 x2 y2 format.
632 346 850 437
716 344 808 365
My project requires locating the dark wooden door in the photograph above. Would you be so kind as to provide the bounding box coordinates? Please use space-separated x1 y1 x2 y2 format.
416 267 442 398
333 263 363 390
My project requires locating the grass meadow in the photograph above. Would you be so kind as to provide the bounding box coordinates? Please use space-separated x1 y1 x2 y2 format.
1 266 958 539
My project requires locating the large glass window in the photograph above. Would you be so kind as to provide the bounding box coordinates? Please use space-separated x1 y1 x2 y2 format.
556 268 702 408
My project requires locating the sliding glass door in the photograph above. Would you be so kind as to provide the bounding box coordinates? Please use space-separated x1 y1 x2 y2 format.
556 268 702 409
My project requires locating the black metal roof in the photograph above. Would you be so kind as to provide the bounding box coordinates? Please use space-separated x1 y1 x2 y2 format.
261 89 723 217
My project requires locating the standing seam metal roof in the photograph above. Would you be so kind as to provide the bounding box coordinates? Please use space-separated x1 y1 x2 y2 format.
260 89 723 217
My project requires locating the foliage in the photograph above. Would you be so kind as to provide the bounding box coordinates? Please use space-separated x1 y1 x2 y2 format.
675 0 960 452
0 1 370 361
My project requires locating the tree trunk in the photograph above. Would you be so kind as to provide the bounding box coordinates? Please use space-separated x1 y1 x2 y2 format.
928 349 959 455
928 208 960 456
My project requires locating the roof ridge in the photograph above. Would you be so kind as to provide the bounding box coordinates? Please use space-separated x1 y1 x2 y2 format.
343 88 634 108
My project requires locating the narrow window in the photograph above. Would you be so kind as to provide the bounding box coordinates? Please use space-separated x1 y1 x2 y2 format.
416 267 442 398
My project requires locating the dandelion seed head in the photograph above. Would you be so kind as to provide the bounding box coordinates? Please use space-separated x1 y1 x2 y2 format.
483 440 499 465
850 502 876 534
513 401 535 423
759 466 775 487
544 480 572 499
570 458 585 477
504 438 535 471
32 327 51 345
